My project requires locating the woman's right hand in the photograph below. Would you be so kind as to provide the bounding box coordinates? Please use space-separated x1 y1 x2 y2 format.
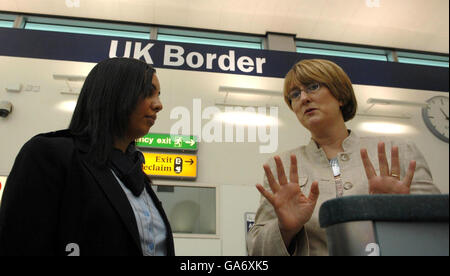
256 154 320 248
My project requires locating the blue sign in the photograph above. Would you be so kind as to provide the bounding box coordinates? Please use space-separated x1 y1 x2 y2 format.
0 27 448 92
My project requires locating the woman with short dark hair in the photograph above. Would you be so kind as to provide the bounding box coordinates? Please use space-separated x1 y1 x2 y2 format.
247 59 440 256
0 57 174 256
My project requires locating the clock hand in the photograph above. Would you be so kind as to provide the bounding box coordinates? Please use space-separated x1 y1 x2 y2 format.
440 108 449 120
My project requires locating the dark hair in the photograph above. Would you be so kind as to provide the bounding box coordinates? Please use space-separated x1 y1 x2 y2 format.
69 57 156 165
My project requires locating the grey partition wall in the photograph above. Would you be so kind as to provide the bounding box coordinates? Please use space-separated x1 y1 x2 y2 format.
319 195 449 256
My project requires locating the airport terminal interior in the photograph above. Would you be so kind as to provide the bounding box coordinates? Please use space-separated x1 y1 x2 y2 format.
0 0 448 256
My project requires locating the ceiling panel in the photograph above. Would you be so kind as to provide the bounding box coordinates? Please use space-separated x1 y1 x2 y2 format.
0 0 448 53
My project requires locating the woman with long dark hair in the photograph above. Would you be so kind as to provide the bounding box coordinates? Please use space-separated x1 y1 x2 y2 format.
0 57 174 256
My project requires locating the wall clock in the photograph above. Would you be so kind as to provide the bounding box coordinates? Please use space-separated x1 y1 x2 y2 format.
421 96 449 143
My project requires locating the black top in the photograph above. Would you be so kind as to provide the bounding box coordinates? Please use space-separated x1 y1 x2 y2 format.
0 129 175 256
319 194 449 228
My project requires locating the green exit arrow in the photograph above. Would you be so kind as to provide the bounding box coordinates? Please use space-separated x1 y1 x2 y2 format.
136 133 198 151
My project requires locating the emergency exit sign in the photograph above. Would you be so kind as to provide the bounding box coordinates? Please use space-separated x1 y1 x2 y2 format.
142 152 197 179
136 133 198 151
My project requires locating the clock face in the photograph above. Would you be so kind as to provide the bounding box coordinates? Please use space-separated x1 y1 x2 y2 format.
422 96 449 143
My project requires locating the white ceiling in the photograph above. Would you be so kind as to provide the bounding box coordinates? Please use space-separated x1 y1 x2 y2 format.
1 0 449 53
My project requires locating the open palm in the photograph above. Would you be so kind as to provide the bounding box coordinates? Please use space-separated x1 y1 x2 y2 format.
256 155 319 241
360 142 415 195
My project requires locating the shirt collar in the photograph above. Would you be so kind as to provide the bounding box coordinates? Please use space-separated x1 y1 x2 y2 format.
306 129 358 155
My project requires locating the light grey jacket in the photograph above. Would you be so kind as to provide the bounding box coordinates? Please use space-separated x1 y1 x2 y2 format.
247 131 440 256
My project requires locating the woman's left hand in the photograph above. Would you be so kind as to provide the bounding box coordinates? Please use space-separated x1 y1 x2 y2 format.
360 142 415 195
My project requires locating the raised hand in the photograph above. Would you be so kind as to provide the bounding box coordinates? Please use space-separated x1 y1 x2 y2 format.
256 154 319 247
360 142 415 195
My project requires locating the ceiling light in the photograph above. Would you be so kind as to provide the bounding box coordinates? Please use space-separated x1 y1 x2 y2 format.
216 86 282 108
53 74 86 95
5 84 22 93
53 74 86 82
359 122 415 135
57 100 77 113
219 86 281 97
214 111 280 127
367 98 427 108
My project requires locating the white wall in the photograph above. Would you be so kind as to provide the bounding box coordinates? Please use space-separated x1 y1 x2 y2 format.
0 176 6 204
0 56 448 256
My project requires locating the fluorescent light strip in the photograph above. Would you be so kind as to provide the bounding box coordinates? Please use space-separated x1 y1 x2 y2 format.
214 111 279 127
218 86 282 96
367 98 428 108
360 122 414 135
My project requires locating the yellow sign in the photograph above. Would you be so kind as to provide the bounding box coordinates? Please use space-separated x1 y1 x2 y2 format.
142 152 197 179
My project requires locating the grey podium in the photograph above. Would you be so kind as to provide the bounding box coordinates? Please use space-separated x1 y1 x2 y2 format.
319 194 449 256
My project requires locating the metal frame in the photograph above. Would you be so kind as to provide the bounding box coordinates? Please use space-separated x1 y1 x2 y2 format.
421 96 449 143
1 10 447 65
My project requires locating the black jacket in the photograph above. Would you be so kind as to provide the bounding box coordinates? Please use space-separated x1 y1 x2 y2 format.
0 130 175 256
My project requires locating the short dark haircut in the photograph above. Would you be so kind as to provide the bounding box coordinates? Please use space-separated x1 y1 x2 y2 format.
69 57 156 165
